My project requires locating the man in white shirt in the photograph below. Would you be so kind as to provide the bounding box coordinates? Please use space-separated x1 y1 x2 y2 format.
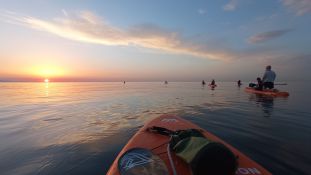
262 65 276 89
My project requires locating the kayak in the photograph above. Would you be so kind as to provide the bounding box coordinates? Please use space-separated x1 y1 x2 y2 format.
208 84 217 88
245 87 289 97
107 115 272 175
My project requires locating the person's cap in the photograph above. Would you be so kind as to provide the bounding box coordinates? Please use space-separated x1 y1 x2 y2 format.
266 65 271 70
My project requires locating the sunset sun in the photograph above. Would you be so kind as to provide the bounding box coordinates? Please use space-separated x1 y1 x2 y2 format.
25 66 67 81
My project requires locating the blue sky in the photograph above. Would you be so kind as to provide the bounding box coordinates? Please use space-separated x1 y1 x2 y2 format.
0 0 310 81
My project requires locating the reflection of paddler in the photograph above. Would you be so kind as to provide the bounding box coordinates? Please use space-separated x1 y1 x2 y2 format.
249 94 275 117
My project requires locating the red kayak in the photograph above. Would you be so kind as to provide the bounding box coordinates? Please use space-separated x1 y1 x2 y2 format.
245 87 289 97
208 84 217 88
107 115 272 175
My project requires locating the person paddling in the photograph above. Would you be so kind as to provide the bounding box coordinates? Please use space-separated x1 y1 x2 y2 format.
262 65 276 89
211 79 215 86
202 80 206 86
237 80 242 86
256 77 263 91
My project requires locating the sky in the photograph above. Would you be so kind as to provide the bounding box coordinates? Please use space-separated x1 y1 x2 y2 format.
0 0 310 82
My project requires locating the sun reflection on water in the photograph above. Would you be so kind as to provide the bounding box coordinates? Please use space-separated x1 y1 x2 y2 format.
45 81 49 99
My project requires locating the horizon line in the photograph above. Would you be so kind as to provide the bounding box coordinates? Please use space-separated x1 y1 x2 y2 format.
0 80 297 83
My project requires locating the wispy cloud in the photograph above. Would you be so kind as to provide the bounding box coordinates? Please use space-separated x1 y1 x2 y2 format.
1 10 235 61
280 0 311 16
198 9 206 15
62 9 68 17
223 0 238 11
248 29 292 44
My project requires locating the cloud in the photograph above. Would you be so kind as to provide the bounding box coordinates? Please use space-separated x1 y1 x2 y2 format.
223 0 238 11
248 29 292 44
198 9 206 15
280 0 311 16
1 10 235 61
62 9 68 17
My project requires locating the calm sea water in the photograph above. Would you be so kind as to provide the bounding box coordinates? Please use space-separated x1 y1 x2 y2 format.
0 82 310 175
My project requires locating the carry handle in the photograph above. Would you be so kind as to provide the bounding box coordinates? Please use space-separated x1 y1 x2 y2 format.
147 126 175 136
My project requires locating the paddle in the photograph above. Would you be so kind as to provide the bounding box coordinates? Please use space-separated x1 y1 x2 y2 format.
274 83 287 85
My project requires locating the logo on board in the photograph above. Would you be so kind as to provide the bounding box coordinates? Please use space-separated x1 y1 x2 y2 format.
161 118 178 122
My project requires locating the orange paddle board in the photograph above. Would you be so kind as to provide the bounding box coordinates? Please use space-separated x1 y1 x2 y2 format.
107 115 272 175
245 87 289 97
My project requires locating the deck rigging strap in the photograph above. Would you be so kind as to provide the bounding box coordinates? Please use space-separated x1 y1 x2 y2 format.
147 126 238 175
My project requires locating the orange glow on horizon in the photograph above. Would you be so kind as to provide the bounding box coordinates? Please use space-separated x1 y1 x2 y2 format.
2 62 125 81
26 66 67 79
